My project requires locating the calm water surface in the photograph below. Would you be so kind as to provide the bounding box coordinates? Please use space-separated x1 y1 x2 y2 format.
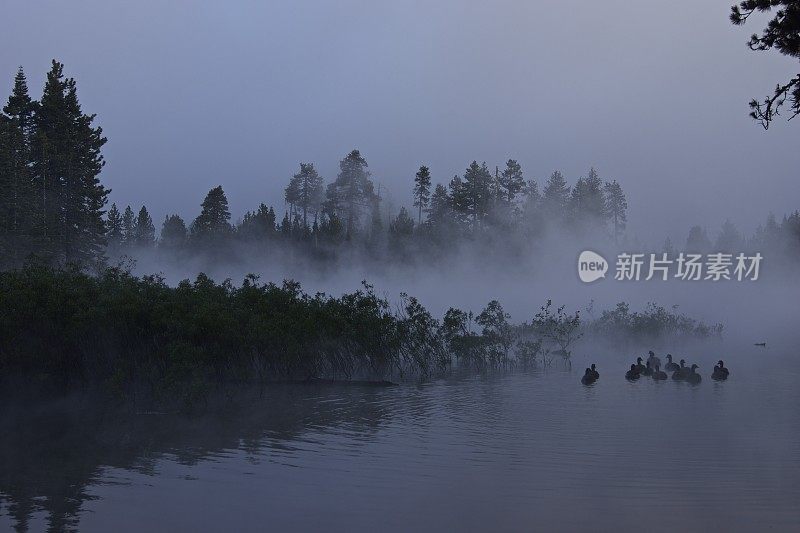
2 342 798 532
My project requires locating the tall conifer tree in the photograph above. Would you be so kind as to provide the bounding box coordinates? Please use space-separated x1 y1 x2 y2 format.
413 165 432 224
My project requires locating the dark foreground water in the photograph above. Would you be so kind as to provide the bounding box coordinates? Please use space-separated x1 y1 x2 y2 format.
2 341 799 533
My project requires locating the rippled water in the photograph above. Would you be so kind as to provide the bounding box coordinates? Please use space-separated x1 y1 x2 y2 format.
2 341 799 532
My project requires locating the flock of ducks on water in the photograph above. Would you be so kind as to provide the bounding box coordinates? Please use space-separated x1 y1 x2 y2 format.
581 351 731 385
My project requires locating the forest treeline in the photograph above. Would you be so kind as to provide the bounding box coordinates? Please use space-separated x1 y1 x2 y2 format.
3 63 799 272
0 265 722 407
104 156 631 264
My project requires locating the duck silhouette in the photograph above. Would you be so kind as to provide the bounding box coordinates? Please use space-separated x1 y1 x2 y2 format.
686 364 702 384
642 361 654 377
635 357 646 374
665 353 679 372
581 368 597 385
672 359 688 381
646 350 661 370
652 364 668 380
625 364 640 380
590 363 600 379
712 360 730 381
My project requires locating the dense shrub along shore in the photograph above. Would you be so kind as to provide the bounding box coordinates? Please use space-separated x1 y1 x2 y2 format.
0 266 722 407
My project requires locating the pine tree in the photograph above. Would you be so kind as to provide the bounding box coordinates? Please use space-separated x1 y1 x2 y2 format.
106 203 124 249
121 205 135 247
0 118 13 263
390 206 415 236
686 226 712 253
238 203 276 241
542 170 570 220
424 182 460 243
523 179 541 205
603 179 628 244
0 67 36 264
521 179 543 237
781 211 800 253
730 1 800 129
448 174 469 223
286 163 324 228
62 65 109 263
715 220 743 252
426 184 450 225
191 185 232 245
280 211 291 237
134 206 156 247
30 60 108 265
284 173 300 220
584 168 606 219
413 165 432 224
389 206 415 255
462 161 493 227
498 159 525 204
759 212 782 252
324 150 377 238
160 214 188 249
4 67 36 136
291 213 304 240
319 211 344 244
569 168 606 233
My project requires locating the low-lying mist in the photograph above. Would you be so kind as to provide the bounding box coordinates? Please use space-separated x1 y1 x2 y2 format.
118 223 800 347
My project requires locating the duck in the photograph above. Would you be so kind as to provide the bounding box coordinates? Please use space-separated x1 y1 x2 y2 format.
664 353 679 372
625 364 640 380
581 368 597 385
634 357 646 374
590 363 600 380
642 361 654 377
671 360 688 381
646 350 661 370
711 360 729 381
686 364 702 384
652 364 668 380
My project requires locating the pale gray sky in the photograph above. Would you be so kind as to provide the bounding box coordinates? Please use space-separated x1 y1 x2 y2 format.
2 0 798 245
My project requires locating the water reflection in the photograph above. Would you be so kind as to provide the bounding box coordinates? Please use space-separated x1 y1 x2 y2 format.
0 386 392 532
2 344 799 532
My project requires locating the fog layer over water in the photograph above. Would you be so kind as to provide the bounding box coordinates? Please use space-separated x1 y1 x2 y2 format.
124 235 800 341
2 340 798 532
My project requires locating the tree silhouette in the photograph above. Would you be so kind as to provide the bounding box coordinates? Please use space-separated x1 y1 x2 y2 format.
324 150 377 238
730 1 800 128
134 206 156 247
413 165 431 224
160 214 188 249
191 185 232 245
542 170 570 221
603 180 628 244
498 159 525 204
106 203 123 249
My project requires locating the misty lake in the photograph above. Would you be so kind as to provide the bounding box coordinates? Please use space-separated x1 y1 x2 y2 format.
2 341 798 533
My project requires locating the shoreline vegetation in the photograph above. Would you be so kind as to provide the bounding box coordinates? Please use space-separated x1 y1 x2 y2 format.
0 265 722 409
